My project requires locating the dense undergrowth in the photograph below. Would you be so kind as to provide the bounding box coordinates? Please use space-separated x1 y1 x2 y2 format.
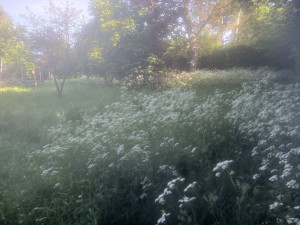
0 68 299 225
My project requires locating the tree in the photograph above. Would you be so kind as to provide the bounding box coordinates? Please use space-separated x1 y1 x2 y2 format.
0 6 14 78
234 0 289 47
24 0 83 96
181 0 235 70
0 6 35 80
119 0 181 86
82 0 135 84
3 26 36 79
84 0 175 86
227 0 299 71
0 6 14 59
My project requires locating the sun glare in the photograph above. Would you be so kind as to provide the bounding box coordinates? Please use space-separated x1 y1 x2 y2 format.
0 86 33 93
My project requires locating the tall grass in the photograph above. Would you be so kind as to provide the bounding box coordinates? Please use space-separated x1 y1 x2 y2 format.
0 69 299 225
0 79 121 225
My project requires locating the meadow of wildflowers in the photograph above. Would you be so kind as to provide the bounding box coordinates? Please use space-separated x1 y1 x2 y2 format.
0 68 299 224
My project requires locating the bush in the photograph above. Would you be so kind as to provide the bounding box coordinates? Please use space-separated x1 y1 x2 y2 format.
123 54 166 89
199 45 294 70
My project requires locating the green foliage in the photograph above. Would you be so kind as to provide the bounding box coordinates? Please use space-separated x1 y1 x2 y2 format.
164 31 223 72
81 0 182 83
199 45 261 69
3 28 36 77
237 0 289 48
0 6 14 57
197 42 296 70
0 7 35 78
123 54 166 89
225 0 297 71
0 79 122 224
196 32 223 58
164 37 190 71
87 0 136 83
92 0 136 46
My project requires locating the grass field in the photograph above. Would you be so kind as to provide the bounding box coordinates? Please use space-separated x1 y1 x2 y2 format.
0 69 300 225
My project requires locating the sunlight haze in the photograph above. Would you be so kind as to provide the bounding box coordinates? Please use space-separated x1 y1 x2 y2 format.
1 0 91 25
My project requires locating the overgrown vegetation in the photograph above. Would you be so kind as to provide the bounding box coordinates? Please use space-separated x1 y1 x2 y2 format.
1 1 299 224
0 68 299 225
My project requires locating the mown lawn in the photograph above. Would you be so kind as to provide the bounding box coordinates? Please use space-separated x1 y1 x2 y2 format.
0 69 299 225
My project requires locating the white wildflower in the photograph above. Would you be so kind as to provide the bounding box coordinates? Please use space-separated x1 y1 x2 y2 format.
155 188 172 205
281 164 293 178
116 145 125 154
159 165 168 171
191 147 198 153
184 182 197 192
178 196 196 205
213 160 234 172
259 165 268 171
276 195 284 200
132 144 142 152
53 183 60 189
156 212 171 225
290 147 300 155
167 177 185 189
252 174 259 180
87 163 96 169
41 167 54 177
269 175 278 182
251 147 259 156
140 193 147 199
286 180 299 189
269 202 283 210
287 218 300 225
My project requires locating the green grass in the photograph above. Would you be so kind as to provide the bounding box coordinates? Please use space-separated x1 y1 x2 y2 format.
0 79 121 141
0 78 122 225
0 69 299 225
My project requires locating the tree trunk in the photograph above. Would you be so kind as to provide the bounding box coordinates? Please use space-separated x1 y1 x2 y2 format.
32 69 38 86
190 35 199 71
104 72 113 86
235 9 242 42
183 0 199 71
53 74 66 96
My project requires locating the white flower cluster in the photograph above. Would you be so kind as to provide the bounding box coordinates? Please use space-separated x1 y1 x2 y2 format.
269 202 283 210
225 70 300 221
26 68 300 223
213 160 234 174
156 212 171 225
155 177 185 205
287 217 300 225
184 181 197 193
178 196 196 208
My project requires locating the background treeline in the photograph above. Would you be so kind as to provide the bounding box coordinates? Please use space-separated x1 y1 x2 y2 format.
0 0 300 89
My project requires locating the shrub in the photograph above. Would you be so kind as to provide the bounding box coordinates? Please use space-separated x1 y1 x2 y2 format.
122 54 166 89
199 45 294 70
